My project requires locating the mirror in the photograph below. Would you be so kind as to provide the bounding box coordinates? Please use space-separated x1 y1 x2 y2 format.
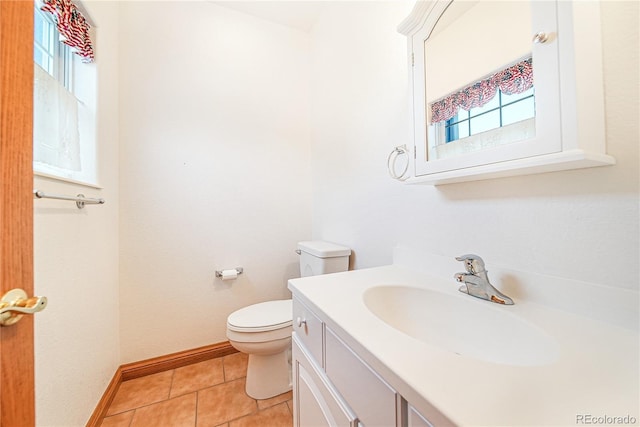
398 0 613 185
424 1 534 161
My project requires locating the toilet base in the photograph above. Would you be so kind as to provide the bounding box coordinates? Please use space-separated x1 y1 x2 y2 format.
245 347 292 399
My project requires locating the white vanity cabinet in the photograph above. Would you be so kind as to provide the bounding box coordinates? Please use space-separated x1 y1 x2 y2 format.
292 296 434 427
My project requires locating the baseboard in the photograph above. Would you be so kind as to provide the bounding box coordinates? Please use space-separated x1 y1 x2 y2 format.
85 341 237 427
120 341 237 381
85 367 123 427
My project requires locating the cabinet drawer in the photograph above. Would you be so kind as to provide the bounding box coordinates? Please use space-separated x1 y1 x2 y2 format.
325 327 398 427
293 334 357 427
292 297 324 366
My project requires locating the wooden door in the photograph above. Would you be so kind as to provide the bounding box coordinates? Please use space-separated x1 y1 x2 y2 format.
0 1 36 426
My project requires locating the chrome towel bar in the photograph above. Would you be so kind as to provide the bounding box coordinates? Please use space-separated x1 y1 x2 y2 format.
33 190 105 209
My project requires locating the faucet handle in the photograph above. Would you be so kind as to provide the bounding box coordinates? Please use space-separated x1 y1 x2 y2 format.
455 254 485 274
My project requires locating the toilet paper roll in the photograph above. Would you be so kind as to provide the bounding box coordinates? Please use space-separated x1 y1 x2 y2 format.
221 269 238 280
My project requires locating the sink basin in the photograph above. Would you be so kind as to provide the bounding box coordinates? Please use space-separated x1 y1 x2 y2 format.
363 285 559 366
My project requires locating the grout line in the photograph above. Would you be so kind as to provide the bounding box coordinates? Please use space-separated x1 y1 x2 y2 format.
257 393 294 411
105 393 196 418
193 391 198 427
226 401 292 425
194 389 199 427
168 368 176 400
224 404 259 425
221 354 229 382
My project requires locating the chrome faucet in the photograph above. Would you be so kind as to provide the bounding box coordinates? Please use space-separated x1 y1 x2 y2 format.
454 254 514 305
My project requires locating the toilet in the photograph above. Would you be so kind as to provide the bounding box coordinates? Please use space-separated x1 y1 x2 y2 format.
226 241 351 399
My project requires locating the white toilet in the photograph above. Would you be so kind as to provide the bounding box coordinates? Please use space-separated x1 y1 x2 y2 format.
226 241 351 399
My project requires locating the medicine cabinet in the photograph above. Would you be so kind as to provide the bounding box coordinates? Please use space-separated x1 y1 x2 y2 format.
396 0 614 185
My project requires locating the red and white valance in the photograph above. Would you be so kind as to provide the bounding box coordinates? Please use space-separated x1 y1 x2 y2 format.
41 0 94 63
430 57 533 124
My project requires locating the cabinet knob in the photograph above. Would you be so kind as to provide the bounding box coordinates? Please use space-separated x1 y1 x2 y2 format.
532 32 549 44
296 317 307 328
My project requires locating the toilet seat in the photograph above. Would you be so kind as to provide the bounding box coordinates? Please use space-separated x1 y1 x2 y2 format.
227 299 292 333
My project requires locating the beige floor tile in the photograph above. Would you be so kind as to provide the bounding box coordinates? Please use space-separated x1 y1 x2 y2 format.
256 390 293 410
130 393 196 427
196 378 257 427
170 358 225 398
100 411 134 427
229 402 292 427
106 370 174 416
222 352 248 381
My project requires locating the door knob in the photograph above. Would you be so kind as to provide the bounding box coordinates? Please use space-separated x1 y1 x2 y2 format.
0 289 48 326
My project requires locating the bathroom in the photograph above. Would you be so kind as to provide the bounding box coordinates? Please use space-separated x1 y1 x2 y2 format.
6 0 637 425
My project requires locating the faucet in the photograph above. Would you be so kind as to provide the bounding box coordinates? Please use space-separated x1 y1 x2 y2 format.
454 254 514 305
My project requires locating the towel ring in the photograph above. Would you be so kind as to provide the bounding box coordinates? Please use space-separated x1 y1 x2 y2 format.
387 145 410 181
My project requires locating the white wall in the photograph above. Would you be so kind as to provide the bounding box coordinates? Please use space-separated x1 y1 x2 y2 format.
118 2 312 362
310 1 639 293
34 2 120 426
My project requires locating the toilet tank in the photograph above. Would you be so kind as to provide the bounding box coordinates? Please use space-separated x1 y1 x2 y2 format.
298 241 351 277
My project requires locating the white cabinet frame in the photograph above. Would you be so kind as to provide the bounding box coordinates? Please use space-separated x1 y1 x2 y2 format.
398 0 614 185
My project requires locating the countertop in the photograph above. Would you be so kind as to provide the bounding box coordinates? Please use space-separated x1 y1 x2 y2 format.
288 265 639 426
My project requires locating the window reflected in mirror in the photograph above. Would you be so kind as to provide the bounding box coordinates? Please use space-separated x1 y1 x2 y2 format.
424 1 535 161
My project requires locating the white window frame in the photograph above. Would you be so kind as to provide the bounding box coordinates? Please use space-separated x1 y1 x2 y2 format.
428 87 537 161
33 1 99 188
34 3 73 90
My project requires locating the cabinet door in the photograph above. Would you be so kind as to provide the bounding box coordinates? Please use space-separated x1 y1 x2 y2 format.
398 0 612 185
324 327 398 427
411 0 560 177
408 405 434 427
292 334 357 427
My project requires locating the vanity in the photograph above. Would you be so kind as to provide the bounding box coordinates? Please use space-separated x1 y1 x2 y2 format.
288 257 638 426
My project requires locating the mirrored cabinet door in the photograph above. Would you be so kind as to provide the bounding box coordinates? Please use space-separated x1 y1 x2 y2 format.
398 0 614 185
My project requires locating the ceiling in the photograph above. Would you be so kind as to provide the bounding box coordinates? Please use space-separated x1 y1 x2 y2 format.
211 1 328 32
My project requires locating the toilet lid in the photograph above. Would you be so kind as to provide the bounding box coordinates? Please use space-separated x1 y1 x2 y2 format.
227 299 293 333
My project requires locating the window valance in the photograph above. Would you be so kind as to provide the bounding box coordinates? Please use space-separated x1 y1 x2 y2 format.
41 0 94 63
430 57 533 124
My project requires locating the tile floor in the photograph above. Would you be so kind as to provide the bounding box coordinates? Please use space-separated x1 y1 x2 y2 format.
99 352 293 427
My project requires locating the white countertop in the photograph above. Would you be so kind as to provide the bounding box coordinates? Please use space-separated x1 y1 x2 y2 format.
288 265 639 426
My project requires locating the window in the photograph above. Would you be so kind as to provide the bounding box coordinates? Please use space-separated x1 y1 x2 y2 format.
34 5 72 89
427 57 537 162
33 0 98 187
444 87 535 143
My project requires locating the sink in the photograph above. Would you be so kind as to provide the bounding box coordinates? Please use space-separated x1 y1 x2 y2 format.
363 285 559 366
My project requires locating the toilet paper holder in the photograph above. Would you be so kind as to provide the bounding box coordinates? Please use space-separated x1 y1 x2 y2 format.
215 267 244 279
